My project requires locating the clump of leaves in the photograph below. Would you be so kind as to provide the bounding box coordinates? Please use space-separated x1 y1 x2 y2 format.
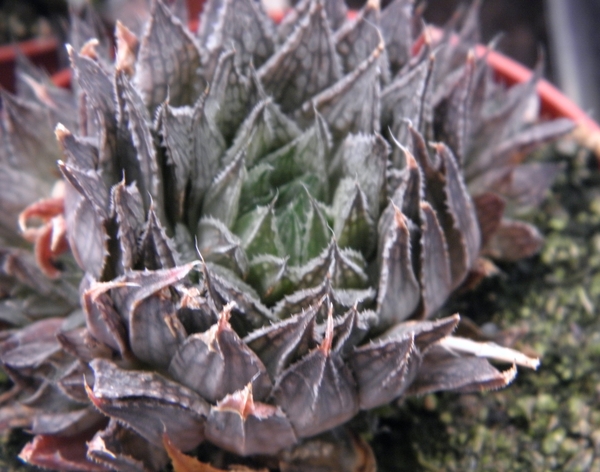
0 0 570 470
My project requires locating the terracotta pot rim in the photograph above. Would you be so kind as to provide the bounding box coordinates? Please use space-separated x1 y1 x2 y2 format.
0 36 61 92
0 36 59 63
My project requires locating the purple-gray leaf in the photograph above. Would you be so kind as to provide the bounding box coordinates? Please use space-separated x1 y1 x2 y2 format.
30 407 105 437
88 420 167 472
382 54 433 150
200 0 275 74
128 293 186 368
331 307 374 356
168 304 272 402
139 207 179 270
299 36 383 141
382 314 460 352
335 0 390 83
58 161 109 219
64 196 108 279
68 45 117 167
377 205 420 326
204 51 257 144
428 143 481 288
202 264 274 330
407 345 517 395
244 308 317 379
205 384 297 456
88 358 208 451
350 334 415 409
0 90 61 180
112 181 145 271
116 72 164 217
69 4 112 61
271 311 359 438
82 285 129 356
482 219 543 262
380 0 414 74
419 201 452 318
57 327 114 363
134 0 202 111
259 0 342 113
332 179 376 257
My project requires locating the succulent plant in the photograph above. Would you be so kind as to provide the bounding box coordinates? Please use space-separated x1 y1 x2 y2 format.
0 0 572 470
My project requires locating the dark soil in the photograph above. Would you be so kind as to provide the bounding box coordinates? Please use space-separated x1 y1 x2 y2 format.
0 0 67 45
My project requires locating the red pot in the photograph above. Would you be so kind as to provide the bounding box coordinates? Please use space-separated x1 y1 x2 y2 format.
0 36 62 92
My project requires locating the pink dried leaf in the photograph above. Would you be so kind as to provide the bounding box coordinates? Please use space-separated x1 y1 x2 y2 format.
20 431 109 471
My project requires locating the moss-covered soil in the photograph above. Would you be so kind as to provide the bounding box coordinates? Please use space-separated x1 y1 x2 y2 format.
372 141 600 471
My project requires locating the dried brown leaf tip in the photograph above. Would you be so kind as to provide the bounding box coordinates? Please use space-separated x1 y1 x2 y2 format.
0 0 562 470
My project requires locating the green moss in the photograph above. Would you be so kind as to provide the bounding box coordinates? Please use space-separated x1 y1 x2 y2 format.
372 142 600 471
